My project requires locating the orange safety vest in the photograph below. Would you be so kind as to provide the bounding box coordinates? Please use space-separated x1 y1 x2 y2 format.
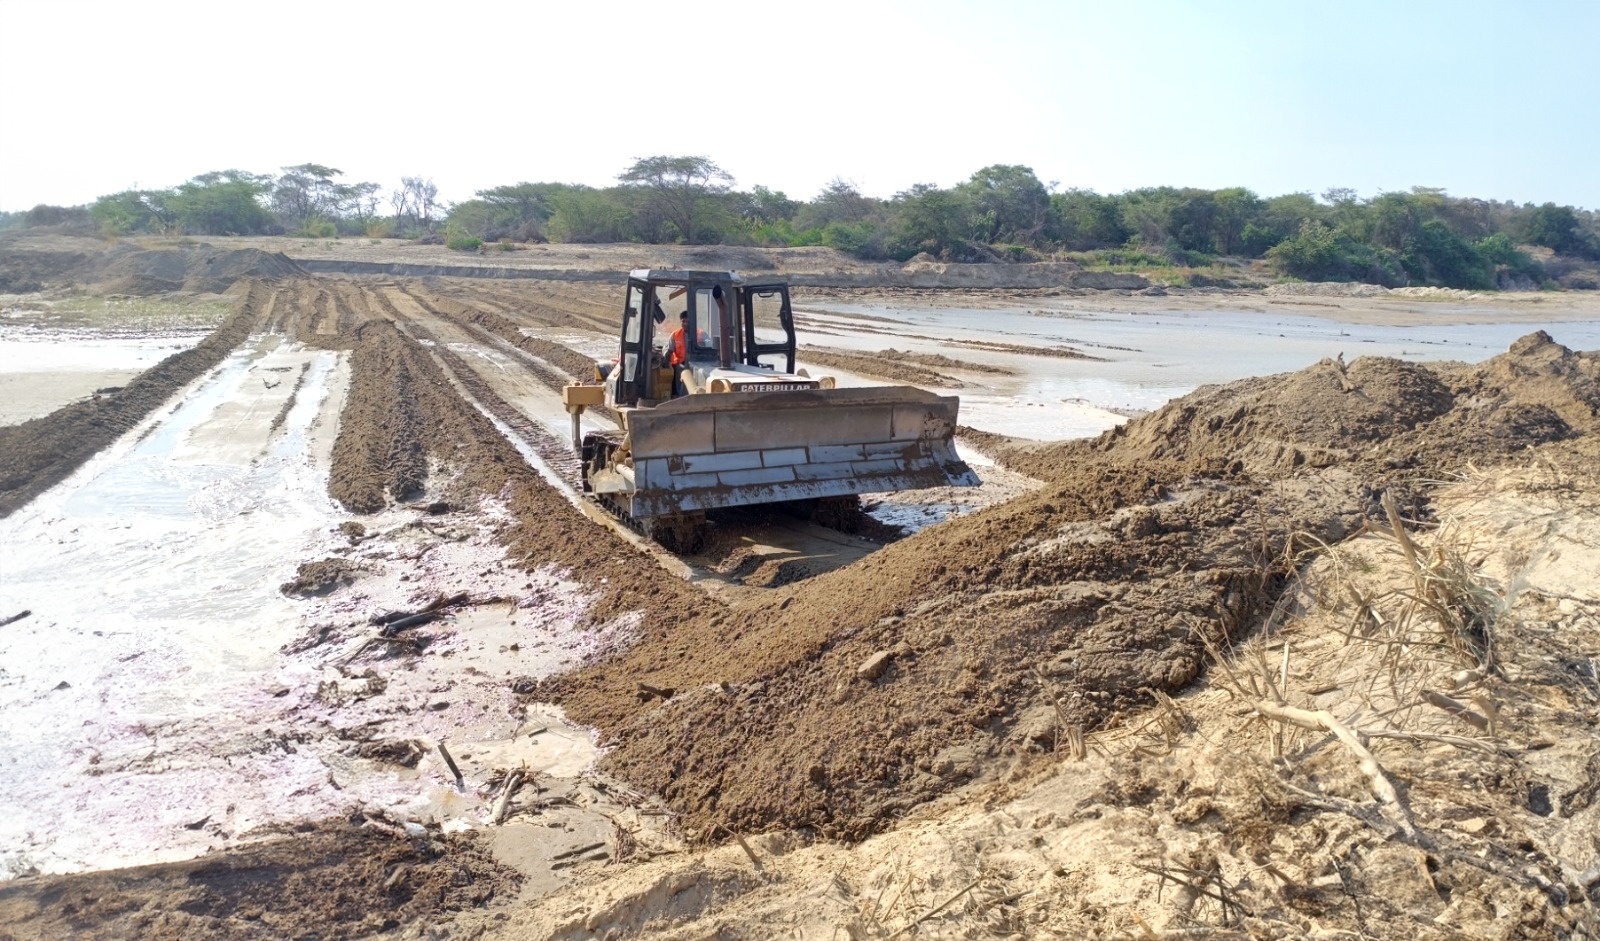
670 327 688 365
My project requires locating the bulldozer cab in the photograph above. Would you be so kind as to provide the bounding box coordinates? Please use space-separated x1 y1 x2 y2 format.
614 270 796 406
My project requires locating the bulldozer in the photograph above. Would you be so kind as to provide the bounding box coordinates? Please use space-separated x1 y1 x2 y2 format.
562 270 976 549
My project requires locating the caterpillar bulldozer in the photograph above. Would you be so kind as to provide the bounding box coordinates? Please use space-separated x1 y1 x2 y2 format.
562 270 976 549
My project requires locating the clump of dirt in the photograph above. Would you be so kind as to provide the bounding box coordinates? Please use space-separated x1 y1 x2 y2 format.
280 558 362 597
0 818 520 941
0 281 270 517
533 333 1600 845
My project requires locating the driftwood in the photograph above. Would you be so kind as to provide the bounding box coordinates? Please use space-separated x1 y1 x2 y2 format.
380 612 439 637
0 610 31 628
370 592 472 629
492 770 525 825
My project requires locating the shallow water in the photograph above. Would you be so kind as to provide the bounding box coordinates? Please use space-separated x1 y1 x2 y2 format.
802 303 1600 439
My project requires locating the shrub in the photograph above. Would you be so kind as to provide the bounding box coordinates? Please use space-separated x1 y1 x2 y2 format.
446 234 483 252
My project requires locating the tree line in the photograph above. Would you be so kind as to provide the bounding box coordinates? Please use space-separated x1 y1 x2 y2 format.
5 157 1598 290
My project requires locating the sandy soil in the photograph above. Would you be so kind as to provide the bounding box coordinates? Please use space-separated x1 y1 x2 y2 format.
1 234 1598 940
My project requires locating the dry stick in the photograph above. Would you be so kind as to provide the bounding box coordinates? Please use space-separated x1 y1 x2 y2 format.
716 823 763 869
886 876 981 939
0 610 31 628
1421 689 1491 732
1254 700 1417 840
1363 727 1505 756
550 841 608 861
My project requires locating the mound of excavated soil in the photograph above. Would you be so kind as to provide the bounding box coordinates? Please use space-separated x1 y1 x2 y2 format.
534 332 1600 843
0 282 269 517
0 819 519 941
182 248 305 293
0 236 307 296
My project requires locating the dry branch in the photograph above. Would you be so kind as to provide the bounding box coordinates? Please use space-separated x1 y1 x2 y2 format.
1254 700 1417 839
1421 689 1491 731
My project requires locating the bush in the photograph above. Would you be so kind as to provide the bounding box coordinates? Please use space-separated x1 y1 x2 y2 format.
446 234 483 252
302 219 337 238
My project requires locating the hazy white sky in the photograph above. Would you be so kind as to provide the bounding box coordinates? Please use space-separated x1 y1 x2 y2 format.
2 0 1596 211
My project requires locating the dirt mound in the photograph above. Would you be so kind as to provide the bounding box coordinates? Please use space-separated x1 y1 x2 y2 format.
95 247 306 295
183 248 306 292
0 282 269 517
0 818 519 941
97 249 191 294
1032 355 1458 480
533 333 1600 843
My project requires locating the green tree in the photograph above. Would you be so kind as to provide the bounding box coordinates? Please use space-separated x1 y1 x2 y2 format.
272 163 348 232
1047 189 1129 250
795 178 881 230
1400 219 1493 288
92 190 163 234
892 183 968 259
1210 187 1262 255
472 182 568 240
1519 202 1590 256
547 187 629 243
741 185 800 228
616 155 733 243
957 164 1048 244
169 170 274 235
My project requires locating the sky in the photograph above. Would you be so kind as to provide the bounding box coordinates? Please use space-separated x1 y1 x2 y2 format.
1 0 1597 212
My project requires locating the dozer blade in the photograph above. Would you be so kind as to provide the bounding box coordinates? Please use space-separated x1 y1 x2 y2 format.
605 387 978 519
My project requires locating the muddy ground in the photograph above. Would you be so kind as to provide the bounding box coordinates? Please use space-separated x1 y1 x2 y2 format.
1 232 1598 939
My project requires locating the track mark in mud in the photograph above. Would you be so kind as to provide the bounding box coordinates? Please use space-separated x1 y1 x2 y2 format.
0 281 270 518
404 284 607 387
375 289 583 487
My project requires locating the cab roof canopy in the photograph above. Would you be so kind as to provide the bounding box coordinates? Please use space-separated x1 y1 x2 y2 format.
628 269 744 284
